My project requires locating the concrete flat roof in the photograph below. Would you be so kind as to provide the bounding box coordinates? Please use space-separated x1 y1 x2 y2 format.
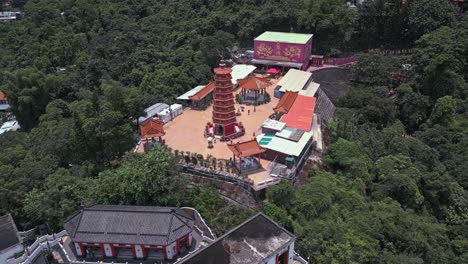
277 69 312 93
256 130 313 157
255 31 313 44
177 85 205 100
231 64 256 85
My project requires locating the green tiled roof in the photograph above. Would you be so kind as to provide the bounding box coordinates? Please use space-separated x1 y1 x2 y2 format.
255 31 313 44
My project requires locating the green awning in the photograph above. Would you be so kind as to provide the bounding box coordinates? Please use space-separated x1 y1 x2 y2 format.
285 157 295 162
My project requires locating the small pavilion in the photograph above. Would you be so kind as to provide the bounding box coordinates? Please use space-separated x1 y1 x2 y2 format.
237 76 270 104
227 139 266 175
137 118 165 152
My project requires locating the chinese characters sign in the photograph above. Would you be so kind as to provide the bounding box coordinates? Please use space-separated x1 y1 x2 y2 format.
254 41 309 63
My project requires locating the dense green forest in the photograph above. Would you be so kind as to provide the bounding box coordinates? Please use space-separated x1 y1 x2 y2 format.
0 0 467 263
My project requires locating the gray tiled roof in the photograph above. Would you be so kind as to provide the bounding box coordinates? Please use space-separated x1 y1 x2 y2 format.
180 213 295 264
64 205 193 245
0 214 21 252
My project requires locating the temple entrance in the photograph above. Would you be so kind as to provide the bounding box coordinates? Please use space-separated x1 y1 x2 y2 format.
278 249 289 264
84 245 103 258
217 125 224 135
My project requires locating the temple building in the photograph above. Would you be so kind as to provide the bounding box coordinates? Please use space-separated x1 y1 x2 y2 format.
228 139 266 175
252 31 313 71
179 213 307 264
177 82 215 110
64 205 194 261
0 214 23 264
210 61 243 141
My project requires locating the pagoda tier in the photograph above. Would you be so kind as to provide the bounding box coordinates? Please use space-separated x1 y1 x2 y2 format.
211 61 243 140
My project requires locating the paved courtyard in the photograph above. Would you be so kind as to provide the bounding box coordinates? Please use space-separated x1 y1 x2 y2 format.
163 76 281 185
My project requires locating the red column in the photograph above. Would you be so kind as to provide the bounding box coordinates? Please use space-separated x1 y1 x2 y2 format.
142 245 147 258
110 244 116 258
163 245 167 259
79 243 86 257
99 244 106 256
186 233 191 248
176 238 181 255
283 247 289 264
131 245 137 258
275 254 279 264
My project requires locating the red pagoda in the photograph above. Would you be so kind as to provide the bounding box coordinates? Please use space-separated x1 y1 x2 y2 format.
210 61 243 141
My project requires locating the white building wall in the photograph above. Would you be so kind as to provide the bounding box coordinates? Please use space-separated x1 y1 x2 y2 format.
165 241 177 259
134 245 144 258
265 255 276 264
103 244 113 257
189 232 193 247
74 243 83 256
288 241 295 263
0 244 24 264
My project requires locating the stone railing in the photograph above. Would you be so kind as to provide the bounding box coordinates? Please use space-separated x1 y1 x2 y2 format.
7 230 68 264
294 251 309 264
323 56 359 66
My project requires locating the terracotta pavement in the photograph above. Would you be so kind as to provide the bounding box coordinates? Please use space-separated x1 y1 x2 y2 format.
164 77 280 160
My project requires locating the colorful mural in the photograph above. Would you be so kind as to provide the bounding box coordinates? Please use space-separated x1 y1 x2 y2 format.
254 41 310 63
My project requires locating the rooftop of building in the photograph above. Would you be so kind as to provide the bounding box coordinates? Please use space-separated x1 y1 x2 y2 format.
255 31 313 44
190 82 215 101
140 118 165 139
179 213 295 264
227 139 266 158
237 76 269 91
231 64 256 85
0 214 21 252
177 85 206 100
0 90 6 101
139 103 170 123
277 69 313 93
274 91 299 113
64 205 194 246
280 95 316 131
257 129 313 157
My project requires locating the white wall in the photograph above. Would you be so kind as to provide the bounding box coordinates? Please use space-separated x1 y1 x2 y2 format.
134 245 144 258
103 244 113 257
74 243 82 256
165 241 177 259
0 244 24 264
288 241 295 264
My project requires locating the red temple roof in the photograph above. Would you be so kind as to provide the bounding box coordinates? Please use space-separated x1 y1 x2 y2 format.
237 76 269 91
140 118 165 139
0 90 6 101
273 91 298 113
190 82 215 101
214 63 232 75
280 95 316 131
227 139 266 158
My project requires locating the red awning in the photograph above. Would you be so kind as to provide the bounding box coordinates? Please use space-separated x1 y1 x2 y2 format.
266 68 281 74
280 95 316 131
